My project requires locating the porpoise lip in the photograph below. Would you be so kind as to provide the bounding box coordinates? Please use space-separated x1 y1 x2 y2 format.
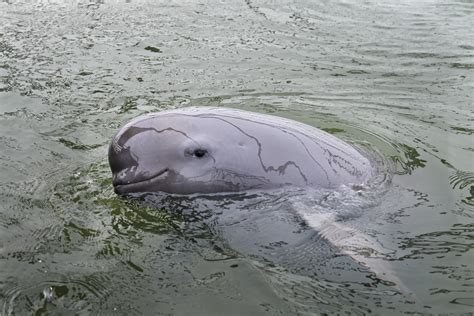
113 168 169 195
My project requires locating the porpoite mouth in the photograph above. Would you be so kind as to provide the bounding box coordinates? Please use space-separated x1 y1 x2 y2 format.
113 168 169 195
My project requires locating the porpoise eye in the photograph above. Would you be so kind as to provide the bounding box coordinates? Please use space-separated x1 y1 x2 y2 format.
193 149 207 158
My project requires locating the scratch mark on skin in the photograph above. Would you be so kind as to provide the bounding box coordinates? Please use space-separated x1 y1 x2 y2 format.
211 167 271 187
200 116 310 184
194 112 365 180
267 160 308 182
195 112 360 159
197 114 332 184
116 126 199 148
135 111 361 185
123 110 354 159
114 126 216 181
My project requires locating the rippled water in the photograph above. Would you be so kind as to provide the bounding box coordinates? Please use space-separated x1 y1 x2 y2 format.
0 0 473 314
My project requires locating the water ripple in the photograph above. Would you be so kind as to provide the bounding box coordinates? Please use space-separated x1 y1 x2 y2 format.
2 275 110 315
0 0 472 314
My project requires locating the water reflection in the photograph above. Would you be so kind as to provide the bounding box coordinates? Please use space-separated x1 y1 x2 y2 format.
391 144 427 175
400 223 474 259
450 170 474 208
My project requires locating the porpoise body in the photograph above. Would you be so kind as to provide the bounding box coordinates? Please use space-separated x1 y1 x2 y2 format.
109 107 373 195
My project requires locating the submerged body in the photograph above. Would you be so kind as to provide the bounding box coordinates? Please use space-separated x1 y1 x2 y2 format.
109 107 374 195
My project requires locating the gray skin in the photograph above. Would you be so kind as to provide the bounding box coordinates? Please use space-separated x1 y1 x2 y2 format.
109 107 374 195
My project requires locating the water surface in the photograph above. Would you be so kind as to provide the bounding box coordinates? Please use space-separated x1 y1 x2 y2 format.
0 0 473 314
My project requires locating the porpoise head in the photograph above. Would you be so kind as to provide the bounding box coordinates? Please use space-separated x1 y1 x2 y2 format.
108 112 269 195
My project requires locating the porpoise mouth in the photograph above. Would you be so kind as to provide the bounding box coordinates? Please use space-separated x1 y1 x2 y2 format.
113 168 169 195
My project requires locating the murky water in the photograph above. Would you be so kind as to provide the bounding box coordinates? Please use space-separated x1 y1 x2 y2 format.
0 0 473 314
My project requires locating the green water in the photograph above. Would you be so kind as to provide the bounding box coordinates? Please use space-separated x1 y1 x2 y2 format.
0 0 472 314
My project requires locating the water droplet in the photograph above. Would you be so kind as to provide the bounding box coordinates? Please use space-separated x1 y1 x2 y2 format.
43 286 54 302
